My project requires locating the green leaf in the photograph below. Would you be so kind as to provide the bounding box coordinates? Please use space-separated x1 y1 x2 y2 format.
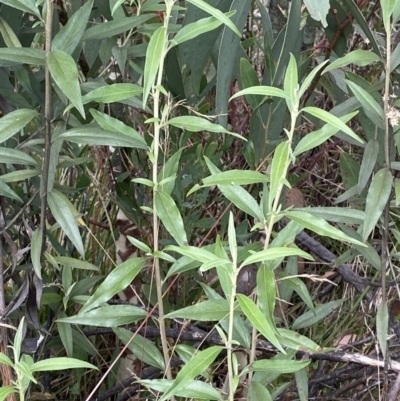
269 141 289 205
1 169 38 183
158 148 183 195
240 58 261 110
82 84 143 105
79 257 146 314
237 294 285 353
377 300 388 356
155 191 187 247
296 207 365 224
143 26 166 107
292 300 343 329
278 273 314 313
165 245 218 263
395 178 400 206
165 299 233 321
257 264 276 328
57 312 73 358
285 211 366 247
90 110 147 149
245 358 310 374
358 139 379 194
127 236 152 254
299 60 329 98
0 386 15 401
240 247 313 268
83 14 153 41
283 53 298 109
346 80 384 128
294 112 357 156
52 0 94 55
31 357 97 372
47 50 85 118
324 50 381 73
363 168 393 241
0 178 22 202
48 191 85 257
0 48 45 66
168 116 244 139
0 0 40 17
304 0 330 27
381 0 397 30
277 328 321 352
159 346 223 401
0 109 38 144
202 170 268 187
186 0 241 36
0 147 38 166
171 12 234 46
230 85 288 101
58 125 147 148
140 379 223 400
54 256 100 272
0 352 13 367
0 17 21 47
296 368 309 401
58 304 147 326
31 228 42 279
114 328 165 370
248 382 273 401
302 106 363 144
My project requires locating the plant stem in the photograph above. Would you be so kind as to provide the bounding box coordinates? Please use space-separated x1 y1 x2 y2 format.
152 2 174 384
40 0 53 253
248 109 298 379
381 18 393 393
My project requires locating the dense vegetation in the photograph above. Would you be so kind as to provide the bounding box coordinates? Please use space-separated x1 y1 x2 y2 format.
0 0 399 400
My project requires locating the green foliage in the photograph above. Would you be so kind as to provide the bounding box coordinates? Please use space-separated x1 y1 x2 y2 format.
0 0 399 400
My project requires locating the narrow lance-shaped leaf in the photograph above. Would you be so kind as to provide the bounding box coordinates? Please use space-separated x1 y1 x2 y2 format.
377 300 388 356
323 49 382 73
165 299 232 321
0 179 22 202
358 139 379 194
31 228 42 279
363 168 393 241
31 357 97 372
82 84 142 105
58 126 146 148
155 191 187 247
143 26 166 107
47 50 85 118
237 294 285 353
285 211 367 247
283 53 298 109
168 116 245 140
0 109 38 144
79 257 146 314
82 14 153 41
0 17 22 47
0 48 45 66
48 191 85 257
171 12 235 46
159 346 223 401
0 0 41 19
302 106 363 144
90 109 147 149
52 0 94 55
230 85 288 101
346 80 384 128
294 112 357 156
186 0 241 36
269 141 289 207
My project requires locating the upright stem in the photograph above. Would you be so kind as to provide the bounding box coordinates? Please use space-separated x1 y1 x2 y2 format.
152 4 174 383
248 109 298 378
40 0 53 253
381 20 392 392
